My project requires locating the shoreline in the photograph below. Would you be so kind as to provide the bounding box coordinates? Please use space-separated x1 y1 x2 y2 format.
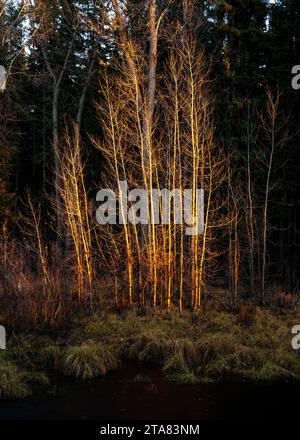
1 306 300 400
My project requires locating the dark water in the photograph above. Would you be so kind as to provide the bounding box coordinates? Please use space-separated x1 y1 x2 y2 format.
0 364 299 420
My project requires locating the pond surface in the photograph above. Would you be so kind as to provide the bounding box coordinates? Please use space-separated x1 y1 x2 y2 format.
0 364 299 420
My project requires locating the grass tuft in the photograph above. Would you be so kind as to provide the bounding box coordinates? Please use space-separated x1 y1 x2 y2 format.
196 333 238 363
241 362 296 381
23 371 50 387
60 341 119 379
163 338 198 373
122 331 168 364
0 362 31 399
6 334 61 369
131 373 151 383
167 371 200 384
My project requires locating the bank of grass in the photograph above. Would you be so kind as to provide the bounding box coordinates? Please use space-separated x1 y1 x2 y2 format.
0 335 55 399
1 306 300 398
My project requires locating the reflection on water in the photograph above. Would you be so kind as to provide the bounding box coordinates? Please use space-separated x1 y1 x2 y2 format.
0 363 299 420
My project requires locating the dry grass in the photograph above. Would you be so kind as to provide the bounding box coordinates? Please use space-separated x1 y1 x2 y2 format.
0 362 31 399
167 371 200 384
67 308 300 382
60 341 119 379
1 306 300 400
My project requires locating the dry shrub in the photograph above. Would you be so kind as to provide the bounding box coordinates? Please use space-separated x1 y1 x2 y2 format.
273 292 295 310
236 304 257 327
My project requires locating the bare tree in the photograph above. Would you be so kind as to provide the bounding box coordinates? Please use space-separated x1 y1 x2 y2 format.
41 32 76 259
259 89 285 301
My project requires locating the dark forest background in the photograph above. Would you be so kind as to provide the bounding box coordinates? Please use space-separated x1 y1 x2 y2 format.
0 1 299 326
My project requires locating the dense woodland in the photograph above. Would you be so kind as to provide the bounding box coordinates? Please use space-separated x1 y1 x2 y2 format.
0 0 299 328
